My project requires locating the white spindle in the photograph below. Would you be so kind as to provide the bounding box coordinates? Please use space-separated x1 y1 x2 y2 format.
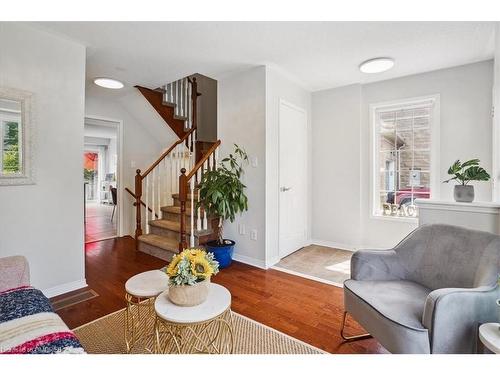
197 169 202 231
167 83 171 102
163 158 168 206
174 81 178 116
175 145 180 192
187 80 192 129
184 78 188 123
192 130 197 168
214 147 219 170
145 175 150 234
202 160 208 230
170 153 175 198
190 178 195 247
178 79 184 116
152 168 156 223
157 166 161 215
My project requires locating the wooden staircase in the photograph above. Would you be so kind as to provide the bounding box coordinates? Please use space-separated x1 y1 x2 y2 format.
128 75 221 261
138 189 219 261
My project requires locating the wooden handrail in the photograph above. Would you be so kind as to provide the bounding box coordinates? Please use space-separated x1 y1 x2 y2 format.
178 139 221 250
186 140 221 180
124 187 159 219
141 127 195 179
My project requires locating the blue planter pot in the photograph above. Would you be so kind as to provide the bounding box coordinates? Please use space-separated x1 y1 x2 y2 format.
205 240 235 269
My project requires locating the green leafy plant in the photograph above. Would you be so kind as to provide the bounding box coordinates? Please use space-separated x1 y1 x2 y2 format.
443 159 490 185
198 144 249 244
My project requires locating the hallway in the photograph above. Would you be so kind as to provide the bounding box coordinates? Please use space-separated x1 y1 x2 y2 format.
85 202 117 243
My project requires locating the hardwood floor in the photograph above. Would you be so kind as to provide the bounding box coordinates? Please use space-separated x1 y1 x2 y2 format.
54 236 387 354
84 202 117 243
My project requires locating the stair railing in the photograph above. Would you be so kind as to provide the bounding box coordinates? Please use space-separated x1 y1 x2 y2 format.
178 140 221 250
133 127 197 243
130 77 199 247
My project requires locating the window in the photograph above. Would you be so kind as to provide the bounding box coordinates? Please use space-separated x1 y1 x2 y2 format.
0 100 22 175
371 95 439 219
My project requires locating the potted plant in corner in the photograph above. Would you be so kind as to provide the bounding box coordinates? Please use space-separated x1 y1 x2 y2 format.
197 144 249 268
443 159 490 202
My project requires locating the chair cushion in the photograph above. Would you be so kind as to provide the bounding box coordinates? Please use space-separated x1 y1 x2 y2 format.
344 279 431 330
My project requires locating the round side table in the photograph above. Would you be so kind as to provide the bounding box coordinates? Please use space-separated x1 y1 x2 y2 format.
124 270 169 353
154 283 233 354
479 323 500 354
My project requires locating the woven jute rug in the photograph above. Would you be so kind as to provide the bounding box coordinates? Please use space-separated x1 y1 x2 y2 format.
73 307 325 354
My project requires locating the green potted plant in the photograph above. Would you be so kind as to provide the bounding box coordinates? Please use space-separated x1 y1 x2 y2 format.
443 159 490 202
197 144 249 268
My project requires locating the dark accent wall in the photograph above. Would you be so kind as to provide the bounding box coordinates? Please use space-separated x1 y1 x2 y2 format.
192 73 217 142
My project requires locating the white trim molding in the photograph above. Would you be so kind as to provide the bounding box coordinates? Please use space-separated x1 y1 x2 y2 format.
42 279 88 298
415 199 500 215
232 253 268 270
0 87 35 186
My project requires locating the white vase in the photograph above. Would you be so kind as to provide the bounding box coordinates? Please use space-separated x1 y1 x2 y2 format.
168 278 210 307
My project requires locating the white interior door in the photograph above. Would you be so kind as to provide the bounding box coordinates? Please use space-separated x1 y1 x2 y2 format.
279 100 308 258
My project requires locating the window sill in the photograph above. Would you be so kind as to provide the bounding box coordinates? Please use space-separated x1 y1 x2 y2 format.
370 214 418 224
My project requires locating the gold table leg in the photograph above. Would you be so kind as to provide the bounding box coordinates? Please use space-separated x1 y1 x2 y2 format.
124 293 156 353
154 308 234 354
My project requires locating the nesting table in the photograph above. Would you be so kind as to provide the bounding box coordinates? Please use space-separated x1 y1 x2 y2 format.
153 283 234 354
124 270 169 353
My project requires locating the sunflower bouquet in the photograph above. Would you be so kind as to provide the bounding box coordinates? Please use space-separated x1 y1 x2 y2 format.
166 248 219 286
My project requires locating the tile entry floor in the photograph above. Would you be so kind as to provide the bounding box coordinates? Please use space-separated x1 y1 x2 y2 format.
274 245 353 286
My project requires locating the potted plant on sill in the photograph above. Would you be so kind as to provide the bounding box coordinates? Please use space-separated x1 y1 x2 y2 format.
166 248 219 306
197 144 249 268
443 159 490 202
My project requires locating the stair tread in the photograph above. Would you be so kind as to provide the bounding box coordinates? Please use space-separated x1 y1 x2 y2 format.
149 219 213 235
161 205 210 217
138 234 178 252
172 193 201 200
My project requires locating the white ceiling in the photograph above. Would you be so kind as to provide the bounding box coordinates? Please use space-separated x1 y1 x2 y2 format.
32 22 496 92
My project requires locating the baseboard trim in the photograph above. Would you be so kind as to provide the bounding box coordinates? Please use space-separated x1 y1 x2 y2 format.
232 253 267 269
271 266 344 288
309 239 357 252
42 279 88 298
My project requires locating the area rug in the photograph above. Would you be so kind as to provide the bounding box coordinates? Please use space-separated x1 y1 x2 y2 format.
73 307 325 354
274 245 352 287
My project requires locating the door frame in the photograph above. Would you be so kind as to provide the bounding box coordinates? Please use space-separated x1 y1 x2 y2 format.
278 99 309 259
84 115 124 238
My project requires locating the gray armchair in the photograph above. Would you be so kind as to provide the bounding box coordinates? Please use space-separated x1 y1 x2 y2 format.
342 224 500 354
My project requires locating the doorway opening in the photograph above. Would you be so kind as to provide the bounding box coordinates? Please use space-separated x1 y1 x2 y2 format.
84 116 122 243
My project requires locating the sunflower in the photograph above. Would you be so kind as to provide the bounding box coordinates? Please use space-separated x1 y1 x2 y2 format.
166 254 183 277
182 248 206 261
191 257 214 279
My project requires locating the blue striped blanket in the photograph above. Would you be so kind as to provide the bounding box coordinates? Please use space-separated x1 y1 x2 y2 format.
0 286 84 354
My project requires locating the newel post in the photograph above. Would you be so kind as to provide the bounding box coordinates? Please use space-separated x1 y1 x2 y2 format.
134 169 143 249
179 168 188 251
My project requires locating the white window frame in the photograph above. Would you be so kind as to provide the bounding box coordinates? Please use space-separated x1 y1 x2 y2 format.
0 111 23 175
370 94 440 222
0 87 34 186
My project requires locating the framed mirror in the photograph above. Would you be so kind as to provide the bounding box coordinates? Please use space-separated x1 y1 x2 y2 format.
0 87 34 186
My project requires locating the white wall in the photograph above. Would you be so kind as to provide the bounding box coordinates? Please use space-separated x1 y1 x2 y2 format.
265 66 312 266
0 23 86 296
85 89 176 236
311 84 363 249
493 23 500 201
312 61 494 250
218 67 267 267
218 66 312 268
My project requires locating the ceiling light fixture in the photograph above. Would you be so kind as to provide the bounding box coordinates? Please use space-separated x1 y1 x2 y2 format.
359 58 394 74
94 77 124 89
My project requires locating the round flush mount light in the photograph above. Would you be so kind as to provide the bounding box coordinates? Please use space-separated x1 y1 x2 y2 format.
94 77 124 89
359 58 394 74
